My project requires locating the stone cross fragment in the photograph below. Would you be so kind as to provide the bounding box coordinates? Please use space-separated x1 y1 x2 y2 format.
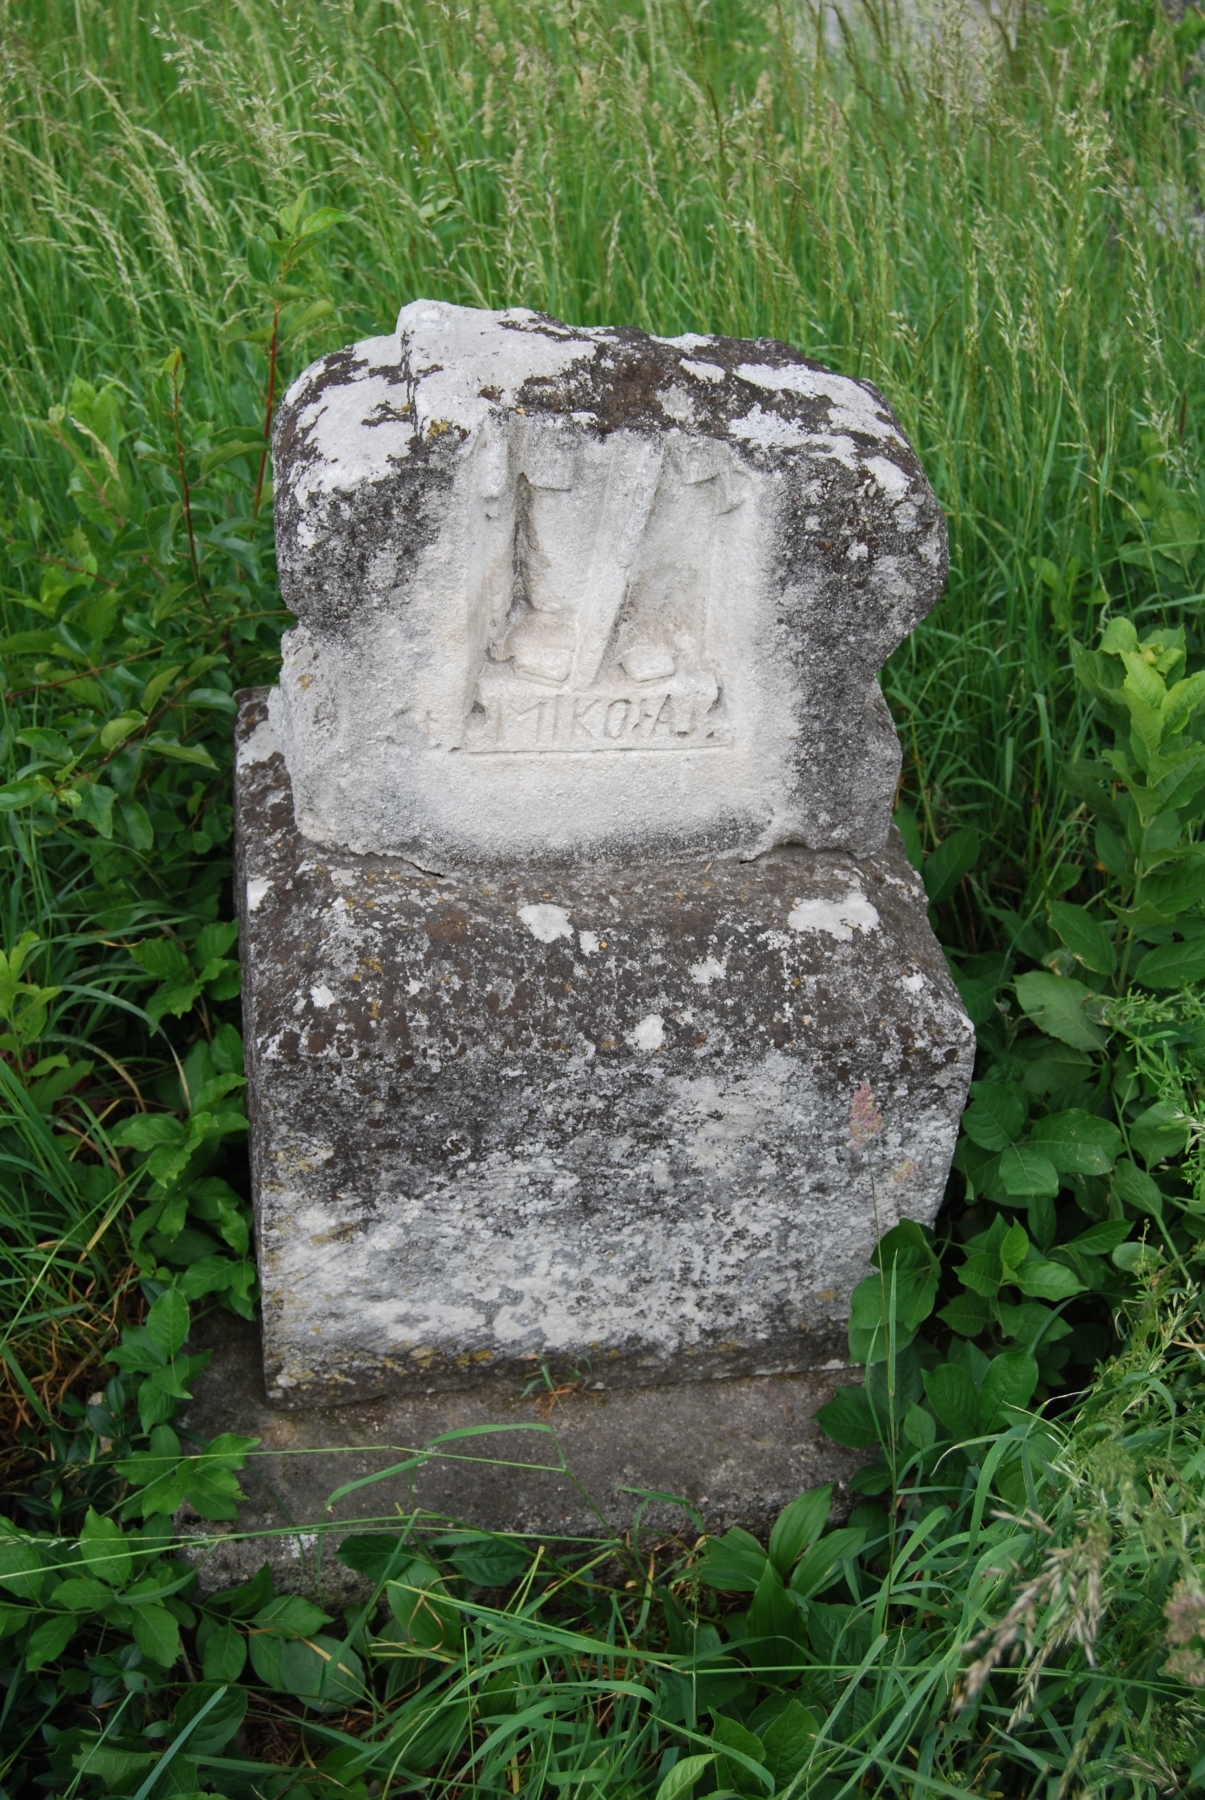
270 300 947 870
235 300 973 1423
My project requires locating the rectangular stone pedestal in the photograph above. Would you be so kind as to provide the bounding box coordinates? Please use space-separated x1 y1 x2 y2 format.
234 692 973 1410
181 1312 871 1600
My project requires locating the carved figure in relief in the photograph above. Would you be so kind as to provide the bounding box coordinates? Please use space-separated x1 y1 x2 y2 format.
465 417 747 755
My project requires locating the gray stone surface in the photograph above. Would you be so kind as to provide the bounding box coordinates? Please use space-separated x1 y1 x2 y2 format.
270 300 947 871
180 1310 869 1599
234 693 973 1409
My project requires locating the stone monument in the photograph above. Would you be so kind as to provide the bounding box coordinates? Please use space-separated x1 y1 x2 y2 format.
230 301 973 1522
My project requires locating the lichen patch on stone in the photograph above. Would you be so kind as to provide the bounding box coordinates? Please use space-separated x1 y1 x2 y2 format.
787 892 881 941
518 902 574 943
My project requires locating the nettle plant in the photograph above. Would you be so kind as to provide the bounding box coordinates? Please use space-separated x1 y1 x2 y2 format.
819 616 1205 1498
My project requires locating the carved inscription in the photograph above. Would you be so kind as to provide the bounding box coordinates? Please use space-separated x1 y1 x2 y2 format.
466 666 728 755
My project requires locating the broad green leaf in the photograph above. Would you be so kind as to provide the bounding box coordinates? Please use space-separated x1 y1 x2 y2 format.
978 1350 1038 1429
76 781 115 837
1066 1220 1131 1256
847 1271 923 1361
1048 901 1116 975
1100 617 1138 654
813 1383 878 1449
130 937 192 982
1133 936 1205 988
1130 1101 1188 1168
657 1756 717 1800
923 826 980 905
999 1145 1060 1199
195 920 239 964
296 204 352 238
68 1743 156 1783
923 1362 980 1441
26 1611 78 1670
936 1291 990 1337
904 1400 936 1449
111 1114 184 1151
1027 1109 1122 1175
746 1561 803 1655
768 1485 832 1579
1121 647 1167 711
788 1527 866 1600
710 1714 770 1796
697 1526 767 1592
0 778 47 812
961 1081 1026 1151
1112 1158 1164 1213
51 1576 112 1610
0 628 59 658
172 1681 247 1755
439 1532 530 1587
1015 1044 1087 1094
200 1618 247 1682
1142 858 1205 914
147 977 205 1021
1014 971 1107 1050
99 710 146 750
144 733 219 769
958 1251 1003 1298
760 1699 820 1786
119 798 154 852
131 1600 181 1667
253 1593 331 1639
198 440 268 476
1000 1221 1029 1275
78 1506 130 1588
1113 1239 1160 1273
1013 1257 1085 1301
16 726 73 762
1161 668 1205 735
279 1633 364 1709
145 1287 190 1360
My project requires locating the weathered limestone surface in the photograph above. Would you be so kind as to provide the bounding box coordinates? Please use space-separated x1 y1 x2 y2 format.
270 300 947 871
235 695 973 1408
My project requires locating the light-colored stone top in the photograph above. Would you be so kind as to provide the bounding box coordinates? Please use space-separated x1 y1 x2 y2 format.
271 300 946 870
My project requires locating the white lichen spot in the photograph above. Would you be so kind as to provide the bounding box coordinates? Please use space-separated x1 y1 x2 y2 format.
689 955 727 987
735 362 902 443
407 978 424 996
864 455 911 498
627 1013 665 1052
518 903 573 943
660 384 697 423
847 541 869 562
578 929 600 954
901 971 925 994
237 717 282 769
787 892 881 942
311 984 336 1009
729 404 812 449
680 358 725 383
247 877 273 911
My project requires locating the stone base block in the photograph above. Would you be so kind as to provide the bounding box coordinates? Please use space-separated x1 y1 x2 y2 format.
235 690 972 1408
180 1312 870 1599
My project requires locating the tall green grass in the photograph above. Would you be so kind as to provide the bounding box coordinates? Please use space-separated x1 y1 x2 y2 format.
2 0 1203 884
2 4 1205 1790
